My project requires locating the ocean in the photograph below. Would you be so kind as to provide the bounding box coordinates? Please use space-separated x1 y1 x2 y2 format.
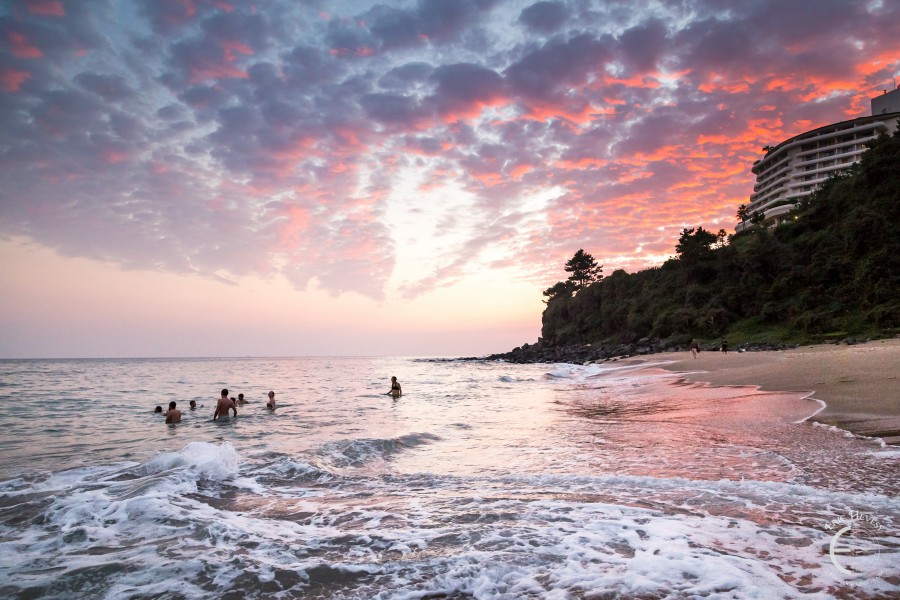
0 356 896 599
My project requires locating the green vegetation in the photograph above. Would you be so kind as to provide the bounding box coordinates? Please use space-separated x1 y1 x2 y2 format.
541 130 900 347
542 248 603 303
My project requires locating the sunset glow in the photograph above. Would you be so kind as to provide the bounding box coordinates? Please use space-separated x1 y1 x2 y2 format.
1 0 899 358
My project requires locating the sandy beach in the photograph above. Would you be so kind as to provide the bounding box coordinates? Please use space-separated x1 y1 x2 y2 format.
638 338 900 445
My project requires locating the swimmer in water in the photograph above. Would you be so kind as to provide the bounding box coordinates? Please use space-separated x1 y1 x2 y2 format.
213 388 237 420
266 391 276 410
387 376 402 399
165 401 181 424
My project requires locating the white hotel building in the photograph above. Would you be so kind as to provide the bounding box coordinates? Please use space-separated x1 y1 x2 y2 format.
736 87 900 232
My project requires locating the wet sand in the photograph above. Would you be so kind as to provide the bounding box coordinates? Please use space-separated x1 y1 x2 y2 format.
635 338 900 445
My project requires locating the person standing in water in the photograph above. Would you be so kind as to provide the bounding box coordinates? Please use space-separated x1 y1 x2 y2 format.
266 391 276 410
387 376 402 398
214 388 237 420
165 401 182 424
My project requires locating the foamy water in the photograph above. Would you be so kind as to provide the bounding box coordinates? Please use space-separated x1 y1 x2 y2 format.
0 357 897 599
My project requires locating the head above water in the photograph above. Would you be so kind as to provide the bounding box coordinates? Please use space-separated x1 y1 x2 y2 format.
268 391 274 399
221 388 228 398
169 401 176 409
189 400 196 408
391 376 397 382
238 393 244 400
154 405 162 413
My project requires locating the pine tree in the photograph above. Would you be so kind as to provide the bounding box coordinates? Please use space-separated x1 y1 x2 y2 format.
564 249 603 291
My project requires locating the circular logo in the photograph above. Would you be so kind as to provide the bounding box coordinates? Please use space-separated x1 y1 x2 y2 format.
826 510 889 585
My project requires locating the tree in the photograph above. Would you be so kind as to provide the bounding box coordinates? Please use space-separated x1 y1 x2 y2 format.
715 229 728 249
564 249 603 290
542 280 575 304
675 227 718 262
736 204 750 223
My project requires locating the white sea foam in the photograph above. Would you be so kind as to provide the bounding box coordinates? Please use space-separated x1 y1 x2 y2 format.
141 440 240 481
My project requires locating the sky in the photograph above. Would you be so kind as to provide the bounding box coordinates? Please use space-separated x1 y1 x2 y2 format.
1 0 899 358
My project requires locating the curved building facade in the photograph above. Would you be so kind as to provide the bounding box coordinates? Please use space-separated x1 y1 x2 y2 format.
737 89 900 232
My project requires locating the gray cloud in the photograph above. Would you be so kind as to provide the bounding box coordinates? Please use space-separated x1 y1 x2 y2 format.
2 0 899 301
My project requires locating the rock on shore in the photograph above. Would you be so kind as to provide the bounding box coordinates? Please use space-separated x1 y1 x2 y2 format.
472 339 797 364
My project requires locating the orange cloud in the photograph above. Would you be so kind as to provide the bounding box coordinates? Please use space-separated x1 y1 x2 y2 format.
600 72 663 90
508 163 533 179
439 96 509 125
698 74 754 94
854 50 900 76
520 101 606 125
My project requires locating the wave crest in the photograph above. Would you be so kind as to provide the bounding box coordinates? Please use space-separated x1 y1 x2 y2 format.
140 441 240 481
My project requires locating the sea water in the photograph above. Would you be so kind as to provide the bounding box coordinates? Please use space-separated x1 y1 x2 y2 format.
0 356 896 599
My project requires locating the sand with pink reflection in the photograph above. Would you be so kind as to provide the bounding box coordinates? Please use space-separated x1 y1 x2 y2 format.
639 338 900 444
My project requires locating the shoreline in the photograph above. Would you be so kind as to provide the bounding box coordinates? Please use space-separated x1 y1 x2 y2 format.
624 338 900 445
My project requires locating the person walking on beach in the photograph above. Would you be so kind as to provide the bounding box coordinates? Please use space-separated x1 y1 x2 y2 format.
387 376 402 398
721 339 728 354
165 401 182 424
266 391 276 410
690 339 699 359
214 388 237 420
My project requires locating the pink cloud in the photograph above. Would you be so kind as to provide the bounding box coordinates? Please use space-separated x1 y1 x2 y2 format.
7 31 43 58
0 68 30 92
24 0 65 17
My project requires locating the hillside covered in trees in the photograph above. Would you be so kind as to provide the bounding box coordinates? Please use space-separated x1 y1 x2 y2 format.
534 129 900 354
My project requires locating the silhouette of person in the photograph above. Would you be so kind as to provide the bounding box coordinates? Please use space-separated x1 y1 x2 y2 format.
387 376 402 398
165 401 182 424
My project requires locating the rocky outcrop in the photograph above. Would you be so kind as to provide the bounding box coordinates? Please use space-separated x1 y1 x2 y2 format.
461 339 798 364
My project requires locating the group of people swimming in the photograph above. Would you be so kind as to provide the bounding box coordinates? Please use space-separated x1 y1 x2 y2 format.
213 388 277 420
154 388 277 424
154 376 402 425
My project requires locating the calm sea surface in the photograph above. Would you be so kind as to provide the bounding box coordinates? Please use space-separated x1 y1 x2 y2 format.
0 356 897 599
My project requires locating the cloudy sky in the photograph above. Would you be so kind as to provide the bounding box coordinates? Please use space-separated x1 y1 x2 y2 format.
1 0 898 358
